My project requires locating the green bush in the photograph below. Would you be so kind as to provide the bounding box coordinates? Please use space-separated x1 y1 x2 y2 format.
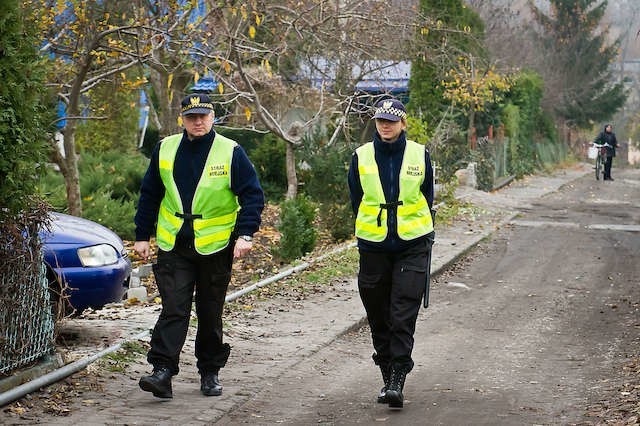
37 150 147 240
79 150 147 201
0 0 51 220
82 191 137 240
433 128 469 183
245 134 287 203
319 202 354 242
274 195 318 262
298 131 357 241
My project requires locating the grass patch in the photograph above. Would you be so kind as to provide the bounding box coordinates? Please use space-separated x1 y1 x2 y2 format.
99 341 147 373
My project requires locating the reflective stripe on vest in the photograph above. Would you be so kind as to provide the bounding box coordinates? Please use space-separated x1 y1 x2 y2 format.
156 133 239 254
354 140 433 242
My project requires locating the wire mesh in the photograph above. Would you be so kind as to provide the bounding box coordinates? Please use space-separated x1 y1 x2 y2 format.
493 137 509 179
0 216 55 376
536 141 568 166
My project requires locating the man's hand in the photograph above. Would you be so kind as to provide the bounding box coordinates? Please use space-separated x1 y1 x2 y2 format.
134 241 152 261
233 238 253 259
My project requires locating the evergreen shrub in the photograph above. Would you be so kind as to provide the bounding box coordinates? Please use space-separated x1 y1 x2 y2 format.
0 0 50 219
247 134 287 202
82 191 137 240
319 202 354 242
38 150 147 240
298 132 355 242
274 195 317 262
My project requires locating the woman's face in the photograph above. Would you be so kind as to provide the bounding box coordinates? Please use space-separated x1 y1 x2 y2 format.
375 118 406 142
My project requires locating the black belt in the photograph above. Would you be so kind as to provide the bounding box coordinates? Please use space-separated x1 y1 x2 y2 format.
175 212 203 221
377 201 403 227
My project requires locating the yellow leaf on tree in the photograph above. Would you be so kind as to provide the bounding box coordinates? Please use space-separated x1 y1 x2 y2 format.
177 115 183 127
224 61 231 74
249 25 256 38
255 13 261 25
194 71 200 83
244 106 251 121
218 83 224 94
167 73 174 90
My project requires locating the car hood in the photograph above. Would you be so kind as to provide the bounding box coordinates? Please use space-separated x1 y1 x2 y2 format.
41 212 126 251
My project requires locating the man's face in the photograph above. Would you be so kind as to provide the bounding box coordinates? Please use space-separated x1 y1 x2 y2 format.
606 125 612 133
183 112 215 139
375 118 406 142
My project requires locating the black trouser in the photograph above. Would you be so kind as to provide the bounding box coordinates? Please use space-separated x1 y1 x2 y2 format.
604 155 613 179
148 244 233 376
357 235 433 373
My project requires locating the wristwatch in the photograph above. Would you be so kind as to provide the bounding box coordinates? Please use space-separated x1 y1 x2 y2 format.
238 235 253 242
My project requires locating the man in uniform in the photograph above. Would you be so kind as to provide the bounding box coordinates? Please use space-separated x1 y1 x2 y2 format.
134 94 264 398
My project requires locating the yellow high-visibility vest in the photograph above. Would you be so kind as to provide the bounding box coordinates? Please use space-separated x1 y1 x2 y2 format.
156 133 239 254
355 140 433 242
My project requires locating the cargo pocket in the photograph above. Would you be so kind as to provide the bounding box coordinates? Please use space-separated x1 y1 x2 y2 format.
358 272 382 289
399 264 427 300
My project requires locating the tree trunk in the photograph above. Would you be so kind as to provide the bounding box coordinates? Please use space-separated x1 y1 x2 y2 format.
285 141 297 200
147 64 191 137
467 108 476 150
61 127 82 216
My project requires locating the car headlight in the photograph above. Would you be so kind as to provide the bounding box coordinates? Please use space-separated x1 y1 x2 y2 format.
77 244 118 267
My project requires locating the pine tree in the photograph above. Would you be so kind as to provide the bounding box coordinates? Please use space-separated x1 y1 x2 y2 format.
408 0 485 123
0 0 49 219
530 0 627 127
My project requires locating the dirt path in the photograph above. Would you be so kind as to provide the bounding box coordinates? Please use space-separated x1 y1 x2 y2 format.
215 168 640 425
3 165 638 425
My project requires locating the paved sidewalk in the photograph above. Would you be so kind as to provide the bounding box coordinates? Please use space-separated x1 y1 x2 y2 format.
2 163 592 425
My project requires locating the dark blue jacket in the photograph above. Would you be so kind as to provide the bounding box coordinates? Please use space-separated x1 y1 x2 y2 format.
594 124 619 157
348 130 434 253
134 129 264 246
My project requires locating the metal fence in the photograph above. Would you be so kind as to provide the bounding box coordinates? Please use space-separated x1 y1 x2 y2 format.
0 223 55 376
488 136 568 186
493 136 509 181
536 140 568 166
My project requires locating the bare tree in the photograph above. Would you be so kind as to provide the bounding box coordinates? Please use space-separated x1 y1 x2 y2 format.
32 0 167 215
142 0 431 199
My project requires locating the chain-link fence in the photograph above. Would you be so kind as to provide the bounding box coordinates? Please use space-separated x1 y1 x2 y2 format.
0 212 55 376
535 140 568 166
493 137 510 181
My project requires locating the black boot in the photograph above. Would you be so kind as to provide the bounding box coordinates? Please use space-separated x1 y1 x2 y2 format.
386 366 407 409
377 364 391 404
201 371 223 396
139 367 173 398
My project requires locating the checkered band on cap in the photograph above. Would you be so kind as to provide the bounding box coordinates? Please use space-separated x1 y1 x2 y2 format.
373 100 407 120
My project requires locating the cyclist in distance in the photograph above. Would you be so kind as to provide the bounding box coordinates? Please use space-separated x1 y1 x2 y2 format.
593 124 619 181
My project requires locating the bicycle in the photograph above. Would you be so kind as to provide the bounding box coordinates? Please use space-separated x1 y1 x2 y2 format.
593 143 610 180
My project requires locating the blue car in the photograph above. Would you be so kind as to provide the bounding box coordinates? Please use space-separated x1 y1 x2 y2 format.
40 213 131 313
